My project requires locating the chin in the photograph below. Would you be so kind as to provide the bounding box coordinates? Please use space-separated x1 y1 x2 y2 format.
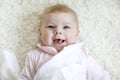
55 47 64 52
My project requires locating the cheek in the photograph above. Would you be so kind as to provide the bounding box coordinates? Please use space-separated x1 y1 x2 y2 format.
66 33 78 42
40 33 53 45
41 33 49 41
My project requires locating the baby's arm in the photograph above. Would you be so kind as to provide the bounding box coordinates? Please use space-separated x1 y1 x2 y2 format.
21 51 37 80
87 55 111 80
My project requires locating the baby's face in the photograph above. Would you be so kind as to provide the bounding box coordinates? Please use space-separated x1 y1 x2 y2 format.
39 12 79 52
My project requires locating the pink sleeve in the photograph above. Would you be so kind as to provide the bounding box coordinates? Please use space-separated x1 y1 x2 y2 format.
21 51 37 80
87 56 111 80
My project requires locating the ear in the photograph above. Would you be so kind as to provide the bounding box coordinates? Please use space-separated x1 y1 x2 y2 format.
76 29 80 37
38 27 41 35
38 27 40 32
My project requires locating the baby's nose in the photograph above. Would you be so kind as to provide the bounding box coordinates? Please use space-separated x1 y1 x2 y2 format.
54 29 62 35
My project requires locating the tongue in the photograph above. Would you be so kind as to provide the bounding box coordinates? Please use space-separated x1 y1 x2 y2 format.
54 39 63 44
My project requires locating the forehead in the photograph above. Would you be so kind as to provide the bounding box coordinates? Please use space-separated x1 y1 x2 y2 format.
44 12 77 23
40 12 79 29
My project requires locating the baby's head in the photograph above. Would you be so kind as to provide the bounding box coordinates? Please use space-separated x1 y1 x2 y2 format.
39 4 79 52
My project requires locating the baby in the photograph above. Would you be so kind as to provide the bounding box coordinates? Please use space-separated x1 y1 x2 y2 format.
20 4 111 80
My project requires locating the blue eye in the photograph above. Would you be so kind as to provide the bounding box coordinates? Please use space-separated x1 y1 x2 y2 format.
47 25 55 29
63 26 71 29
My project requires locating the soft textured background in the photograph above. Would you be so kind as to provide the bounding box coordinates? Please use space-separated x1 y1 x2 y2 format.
0 0 120 80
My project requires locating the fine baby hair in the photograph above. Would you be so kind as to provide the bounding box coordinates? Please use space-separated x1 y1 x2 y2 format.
39 4 79 28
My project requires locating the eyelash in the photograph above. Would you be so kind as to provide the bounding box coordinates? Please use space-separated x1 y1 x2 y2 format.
47 26 55 29
63 26 71 29
46 25 71 29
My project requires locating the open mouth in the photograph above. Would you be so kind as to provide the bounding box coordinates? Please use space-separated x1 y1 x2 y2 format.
53 39 65 44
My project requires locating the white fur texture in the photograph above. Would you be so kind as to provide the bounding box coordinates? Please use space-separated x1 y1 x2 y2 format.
0 0 120 80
